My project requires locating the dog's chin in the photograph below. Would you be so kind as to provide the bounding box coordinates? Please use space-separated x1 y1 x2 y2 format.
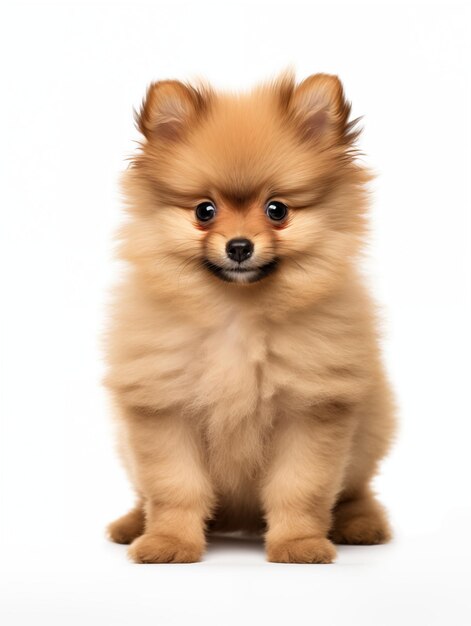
203 259 279 284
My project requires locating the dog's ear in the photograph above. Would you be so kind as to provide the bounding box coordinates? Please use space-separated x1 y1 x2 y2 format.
136 80 210 141
291 74 352 143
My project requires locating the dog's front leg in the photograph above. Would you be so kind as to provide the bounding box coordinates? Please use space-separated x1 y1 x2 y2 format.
262 404 356 563
121 406 214 563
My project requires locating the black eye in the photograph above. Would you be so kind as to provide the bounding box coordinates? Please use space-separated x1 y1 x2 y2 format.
266 200 288 222
195 201 216 223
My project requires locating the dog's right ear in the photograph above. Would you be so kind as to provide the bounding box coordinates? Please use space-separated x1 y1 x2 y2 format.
136 80 210 141
290 74 353 144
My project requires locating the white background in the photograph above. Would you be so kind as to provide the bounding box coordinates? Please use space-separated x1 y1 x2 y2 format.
1 1 470 624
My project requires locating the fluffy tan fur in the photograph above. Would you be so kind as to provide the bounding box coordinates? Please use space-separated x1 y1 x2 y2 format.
105 72 396 564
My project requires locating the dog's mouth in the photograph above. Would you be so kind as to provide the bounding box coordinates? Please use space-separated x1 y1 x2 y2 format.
202 258 279 284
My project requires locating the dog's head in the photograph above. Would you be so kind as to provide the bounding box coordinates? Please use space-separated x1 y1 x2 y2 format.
121 73 369 304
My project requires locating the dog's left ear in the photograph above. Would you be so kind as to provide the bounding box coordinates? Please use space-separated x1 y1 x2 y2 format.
290 74 352 143
136 80 210 141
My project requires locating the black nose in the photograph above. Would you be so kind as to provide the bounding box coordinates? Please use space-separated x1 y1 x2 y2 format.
226 238 254 263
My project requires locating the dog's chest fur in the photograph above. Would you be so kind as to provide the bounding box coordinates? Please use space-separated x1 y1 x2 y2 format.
187 310 276 488
110 294 367 495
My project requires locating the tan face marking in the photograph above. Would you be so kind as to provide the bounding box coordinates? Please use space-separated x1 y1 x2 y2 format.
197 197 284 283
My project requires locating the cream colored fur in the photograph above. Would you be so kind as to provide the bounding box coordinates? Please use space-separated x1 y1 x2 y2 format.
105 72 396 563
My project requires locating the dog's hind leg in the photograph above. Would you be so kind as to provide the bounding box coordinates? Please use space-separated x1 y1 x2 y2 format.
107 502 145 545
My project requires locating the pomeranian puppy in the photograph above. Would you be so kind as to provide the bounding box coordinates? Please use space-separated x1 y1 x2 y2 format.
105 72 396 564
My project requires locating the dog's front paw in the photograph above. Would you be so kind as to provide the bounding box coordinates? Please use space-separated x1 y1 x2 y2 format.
128 533 204 564
267 536 336 564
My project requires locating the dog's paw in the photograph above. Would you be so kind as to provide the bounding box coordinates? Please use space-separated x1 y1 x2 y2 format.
330 515 392 545
107 509 145 545
267 536 336 564
128 533 204 564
